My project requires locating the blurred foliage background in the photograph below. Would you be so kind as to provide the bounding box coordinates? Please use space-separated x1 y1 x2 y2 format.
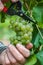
0 0 43 65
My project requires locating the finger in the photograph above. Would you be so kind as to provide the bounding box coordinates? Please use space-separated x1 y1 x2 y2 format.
4 52 11 65
7 49 21 65
0 50 6 65
26 43 33 49
8 44 25 64
6 49 20 65
13 62 21 65
11 0 18 3
16 44 30 58
0 1 4 11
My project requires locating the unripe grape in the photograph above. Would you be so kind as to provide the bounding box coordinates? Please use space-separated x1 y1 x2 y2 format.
23 34 29 39
13 40 18 44
21 25 25 31
9 25 12 29
26 40 30 44
9 17 33 45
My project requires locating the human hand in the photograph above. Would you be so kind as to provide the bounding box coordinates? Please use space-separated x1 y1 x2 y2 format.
0 43 33 65
0 0 18 11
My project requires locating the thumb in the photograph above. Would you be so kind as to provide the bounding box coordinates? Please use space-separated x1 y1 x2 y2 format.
26 43 33 49
0 1 4 12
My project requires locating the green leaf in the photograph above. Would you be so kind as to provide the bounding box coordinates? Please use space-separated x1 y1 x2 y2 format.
31 25 40 48
36 51 43 65
1 12 5 23
32 2 43 28
32 26 43 48
31 24 38 44
39 28 43 44
25 55 37 65
34 33 40 48
35 60 41 65
40 39 43 44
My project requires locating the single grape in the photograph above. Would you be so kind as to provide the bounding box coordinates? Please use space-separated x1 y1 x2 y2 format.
13 40 18 45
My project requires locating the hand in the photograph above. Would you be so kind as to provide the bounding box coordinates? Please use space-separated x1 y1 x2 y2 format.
0 0 18 11
0 43 33 65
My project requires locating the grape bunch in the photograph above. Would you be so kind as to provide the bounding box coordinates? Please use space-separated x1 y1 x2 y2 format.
9 16 33 45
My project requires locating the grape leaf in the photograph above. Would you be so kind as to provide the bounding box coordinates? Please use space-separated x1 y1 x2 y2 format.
31 24 38 44
32 26 43 48
31 25 40 48
36 51 43 65
25 55 37 65
39 28 43 44
40 39 43 44
35 60 41 65
34 33 40 48
32 2 43 28
1 12 5 23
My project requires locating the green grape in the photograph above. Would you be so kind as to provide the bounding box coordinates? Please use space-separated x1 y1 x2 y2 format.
10 21 14 25
29 36 32 40
13 22 19 27
18 32 24 36
13 40 18 45
9 17 33 45
9 25 13 29
23 33 29 40
21 20 28 25
28 32 32 36
26 40 30 44
21 25 26 31
17 36 21 41
18 23 23 27
26 26 31 31
30 28 33 32
21 39 26 44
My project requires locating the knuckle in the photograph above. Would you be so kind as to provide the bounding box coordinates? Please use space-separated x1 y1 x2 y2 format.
27 50 30 57
12 60 17 64
15 63 21 65
6 61 10 65
8 44 12 48
18 56 25 63
25 50 30 58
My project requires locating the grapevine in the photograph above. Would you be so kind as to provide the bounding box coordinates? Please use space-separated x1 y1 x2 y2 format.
0 0 43 65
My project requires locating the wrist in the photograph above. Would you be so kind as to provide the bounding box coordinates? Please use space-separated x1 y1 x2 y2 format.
0 39 10 46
